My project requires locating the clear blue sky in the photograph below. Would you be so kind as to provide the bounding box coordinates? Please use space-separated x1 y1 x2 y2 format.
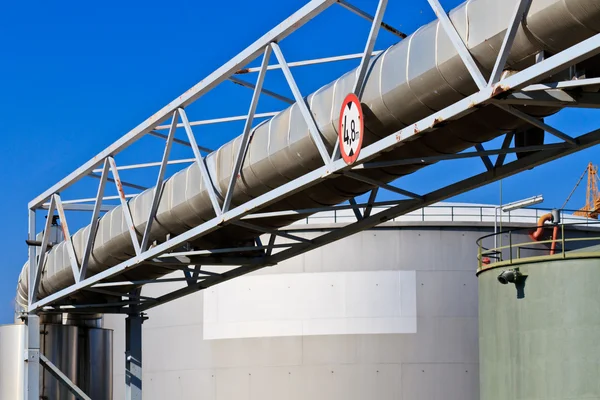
1 0 598 324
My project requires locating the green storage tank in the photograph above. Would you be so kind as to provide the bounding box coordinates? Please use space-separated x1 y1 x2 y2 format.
478 251 600 400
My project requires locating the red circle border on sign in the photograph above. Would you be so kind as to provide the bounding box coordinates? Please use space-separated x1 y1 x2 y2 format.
338 93 364 165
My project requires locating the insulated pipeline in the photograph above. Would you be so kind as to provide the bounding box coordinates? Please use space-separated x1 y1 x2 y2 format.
17 0 600 307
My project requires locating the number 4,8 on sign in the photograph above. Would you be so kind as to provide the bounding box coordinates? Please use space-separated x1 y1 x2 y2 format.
338 93 364 165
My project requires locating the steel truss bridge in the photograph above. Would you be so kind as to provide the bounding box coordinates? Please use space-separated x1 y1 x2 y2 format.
19 0 600 398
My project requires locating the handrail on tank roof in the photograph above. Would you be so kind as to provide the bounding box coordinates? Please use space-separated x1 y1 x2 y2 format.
476 220 600 272
294 203 596 226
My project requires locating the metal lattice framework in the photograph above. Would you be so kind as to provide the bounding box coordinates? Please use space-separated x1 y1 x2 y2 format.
21 0 600 398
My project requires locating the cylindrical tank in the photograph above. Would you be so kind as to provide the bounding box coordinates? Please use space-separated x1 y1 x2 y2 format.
478 253 600 399
41 323 113 400
78 327 114 399
106 206 494 400
41 324 79 400
0 324 24 400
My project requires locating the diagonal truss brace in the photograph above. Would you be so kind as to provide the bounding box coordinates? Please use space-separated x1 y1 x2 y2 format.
40 354 92 400
495 132 515 168
223 46 272 213
427 0 487 89
141 111 178 252
334 0 389 161
54 194 80 283
345 171 423 199
488 0 533 85
495 104 577 144
474 143 494 171
179 107 223 217
270 42 332 165
108 157 142 256
80 159 110 281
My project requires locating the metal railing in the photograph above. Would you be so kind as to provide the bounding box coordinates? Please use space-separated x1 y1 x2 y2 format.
294 204 597 226
476 221 600 270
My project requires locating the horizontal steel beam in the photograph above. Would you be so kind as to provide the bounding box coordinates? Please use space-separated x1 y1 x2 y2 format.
40 203 116 212
356 142 567 170
92 158 195 173
148 131 213 153
235 51 383 74
229 76 294 105
153 112 279 131
495 90 600 108
522 77 600 91
157 242 294 257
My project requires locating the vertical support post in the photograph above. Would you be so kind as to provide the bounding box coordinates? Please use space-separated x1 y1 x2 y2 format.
509 231 513 264
25 208 40 400
125 311 145 400
31 198 56 303
25 314 40 400
562 222 566 258
494 206 498 252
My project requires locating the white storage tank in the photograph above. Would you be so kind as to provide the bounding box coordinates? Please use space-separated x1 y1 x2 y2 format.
104 202 542 400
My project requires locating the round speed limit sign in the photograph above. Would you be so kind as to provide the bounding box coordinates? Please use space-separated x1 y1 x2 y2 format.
338 93 364 165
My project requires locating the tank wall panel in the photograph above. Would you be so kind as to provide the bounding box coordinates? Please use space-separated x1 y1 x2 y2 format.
478 257 600 400
0 324 24 400
105 226 488 400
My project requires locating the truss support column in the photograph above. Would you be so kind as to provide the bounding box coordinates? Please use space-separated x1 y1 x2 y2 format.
126 311 145 400
25 314 40 400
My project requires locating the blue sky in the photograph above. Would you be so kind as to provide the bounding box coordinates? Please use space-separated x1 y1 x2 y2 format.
1 0 599 323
